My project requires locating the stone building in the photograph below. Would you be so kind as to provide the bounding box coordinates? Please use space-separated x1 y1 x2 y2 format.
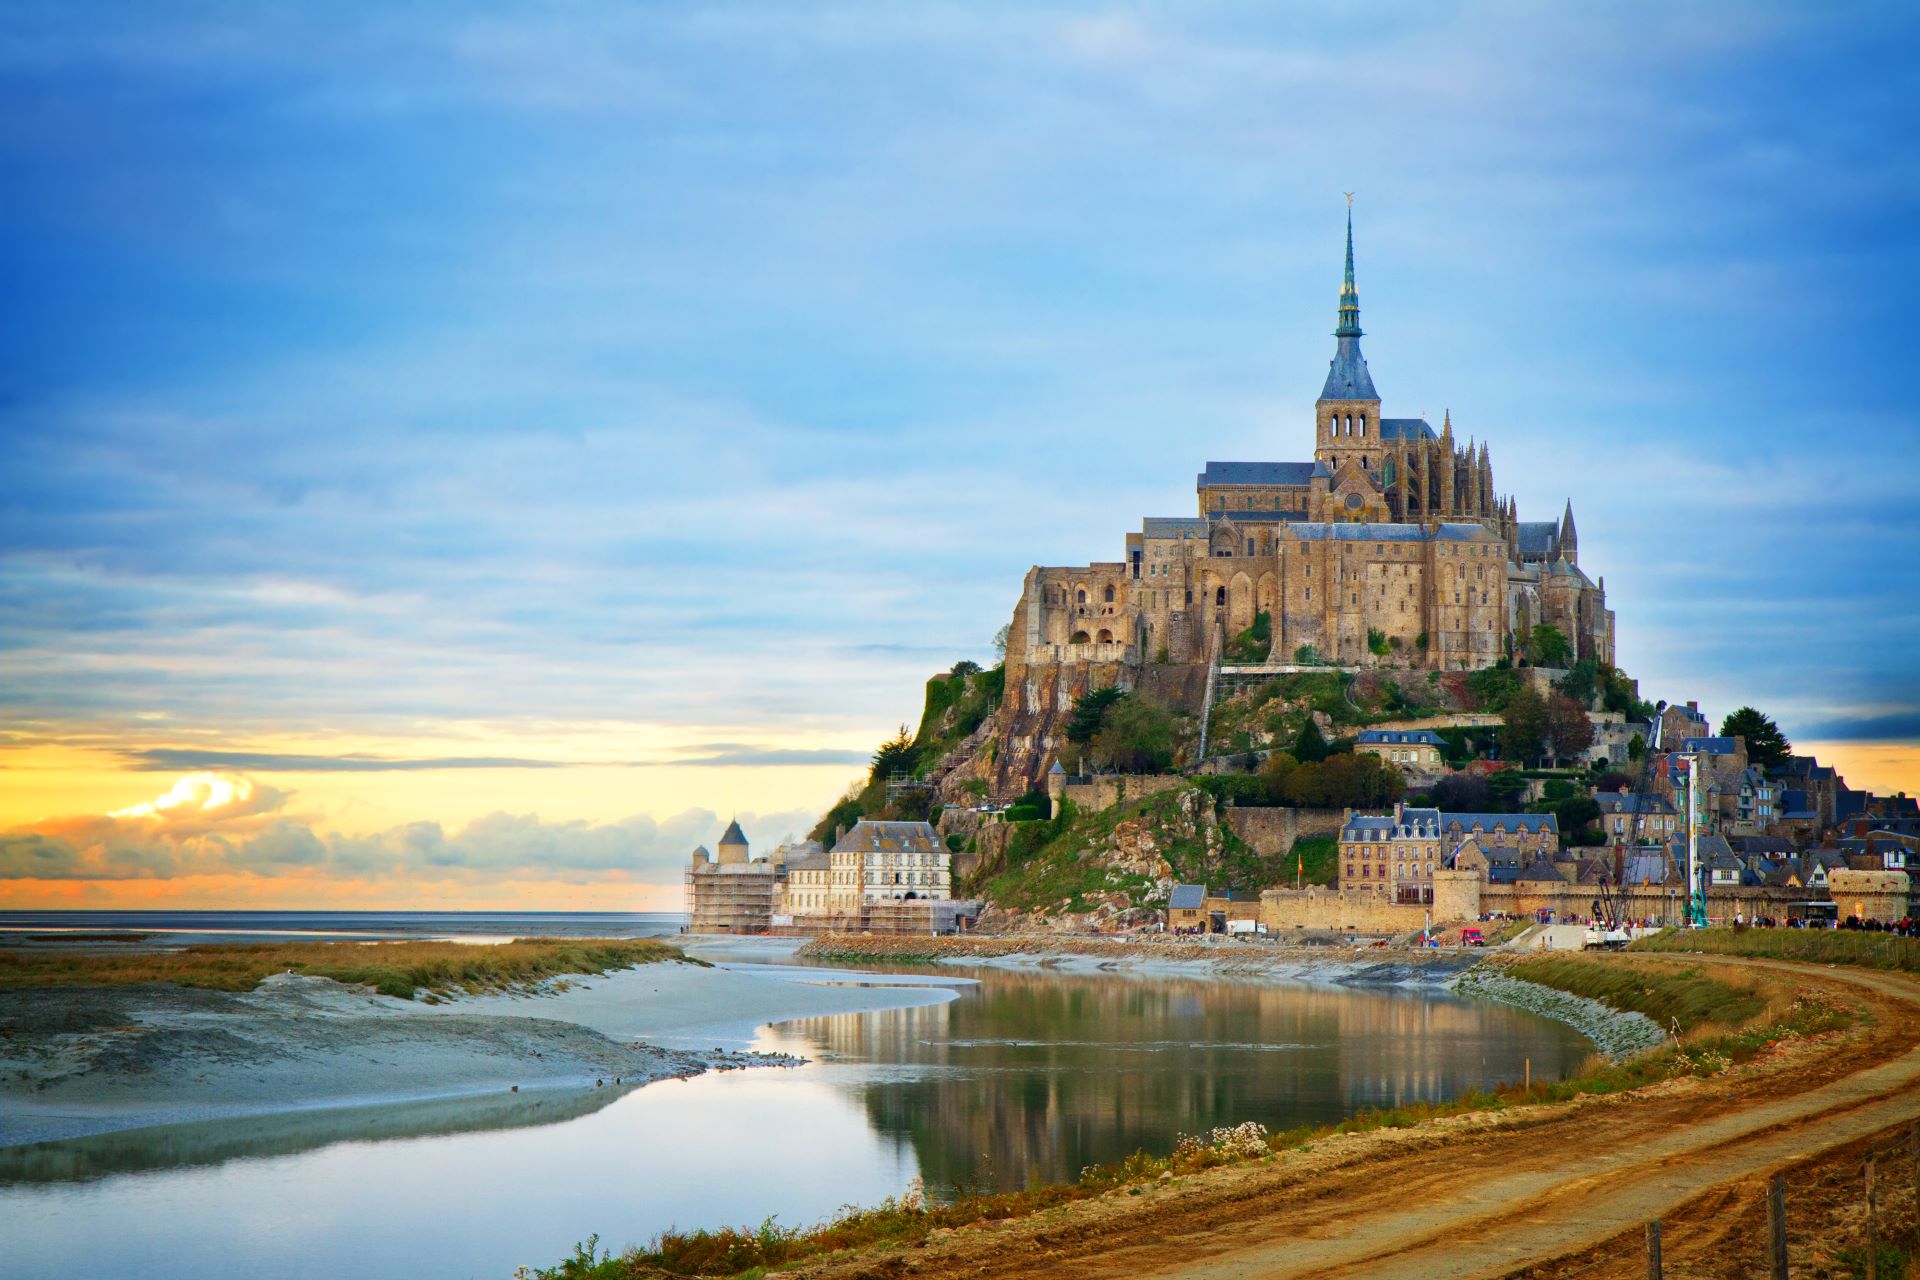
1354 728 1446 774
995 209 1614 794
1336 805 1559 905
830 819 953 904
687 819 784 934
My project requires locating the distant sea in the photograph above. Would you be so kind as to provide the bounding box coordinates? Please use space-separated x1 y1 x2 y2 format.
0 911 688 946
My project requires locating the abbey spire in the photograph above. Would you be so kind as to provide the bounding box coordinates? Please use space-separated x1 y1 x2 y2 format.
1318 203 1379 403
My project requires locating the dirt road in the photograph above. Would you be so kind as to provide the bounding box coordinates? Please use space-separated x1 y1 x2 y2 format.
790 955 1920 1280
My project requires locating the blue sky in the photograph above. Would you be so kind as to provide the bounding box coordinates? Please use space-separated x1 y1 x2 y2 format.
2 3 1917 901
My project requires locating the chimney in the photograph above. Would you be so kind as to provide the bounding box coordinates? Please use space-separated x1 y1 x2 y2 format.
1687 700 1698 712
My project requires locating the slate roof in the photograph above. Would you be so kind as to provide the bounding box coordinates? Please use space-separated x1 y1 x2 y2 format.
1516 522 1560 555
1681 736 1739 755
1623 852 1670 885
785 851 831 873
1441 812 1559 834
832 819 941 854
1596 792 1678 815
1378 417 1436 442
1169 884 1208 910
719 819 749 847
1212 510 1310 523
1320 335 1379 401
1341 814 1399 838
1516 858 1566 883
1142 517 1208 539
1197 461 1317 488
1357 729 1446 747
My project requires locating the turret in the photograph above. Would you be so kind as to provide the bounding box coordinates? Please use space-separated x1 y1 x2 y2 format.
1559 500 1579 564
716 818 749 866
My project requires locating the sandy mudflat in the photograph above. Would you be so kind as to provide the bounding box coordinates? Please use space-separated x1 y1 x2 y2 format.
0 952 965 1147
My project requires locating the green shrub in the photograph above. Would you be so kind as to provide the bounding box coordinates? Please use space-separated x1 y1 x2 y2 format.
1367 628 1390 656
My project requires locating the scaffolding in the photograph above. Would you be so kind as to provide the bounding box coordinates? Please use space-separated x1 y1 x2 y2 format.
685 862 778 934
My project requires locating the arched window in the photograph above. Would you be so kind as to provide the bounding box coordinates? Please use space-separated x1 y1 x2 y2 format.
1076 589 1087 604
1359 413 1367 436
1215 586 1226 606
1103 584 1114 603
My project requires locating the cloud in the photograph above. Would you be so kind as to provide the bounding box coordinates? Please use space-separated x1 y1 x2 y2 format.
121 748 573 772
1794 711 1920 744
668 744 871 767
0 771 815 883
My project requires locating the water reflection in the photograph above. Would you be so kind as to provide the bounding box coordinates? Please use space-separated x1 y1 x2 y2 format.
0 966 1589 1280
767 969 1588 1193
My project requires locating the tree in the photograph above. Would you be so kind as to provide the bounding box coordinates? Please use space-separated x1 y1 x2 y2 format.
1090 696 1177 774
1720 706 1792 772
1431 772 1493 812
1259 750 1300 804
1065 686 1126 745
1499 685 1549 764
1544 693 1595 763
951 659 982 678
1527 624 1573 668
1554 794 1602 842
1595 770 1636 794
991 624 1011 659
1627 732 1645 762
869 725 918 781
1292 718 1330 763
1556 657 1601 706
1487 769 1529 809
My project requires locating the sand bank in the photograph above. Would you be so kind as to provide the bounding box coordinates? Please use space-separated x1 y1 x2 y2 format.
0 952 965 1148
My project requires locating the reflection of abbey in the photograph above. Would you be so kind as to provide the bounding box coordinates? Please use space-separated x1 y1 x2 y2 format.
1006 213 1614 693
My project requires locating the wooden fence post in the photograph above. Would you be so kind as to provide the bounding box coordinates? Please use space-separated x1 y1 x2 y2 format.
1645 1219 1662 1280
1768 1172 1788 1280
1911 1122 1919 1249
1866 1157 1878 1280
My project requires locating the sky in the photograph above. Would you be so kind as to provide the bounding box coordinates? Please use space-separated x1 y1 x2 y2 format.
2 2 1917 910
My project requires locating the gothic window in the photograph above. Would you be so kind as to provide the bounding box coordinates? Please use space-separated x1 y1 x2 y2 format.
1359 413 1367 436
1076 589 1087 604
1103 585 1115 603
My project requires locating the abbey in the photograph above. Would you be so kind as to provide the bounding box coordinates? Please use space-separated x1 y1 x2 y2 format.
1003 213 1614 731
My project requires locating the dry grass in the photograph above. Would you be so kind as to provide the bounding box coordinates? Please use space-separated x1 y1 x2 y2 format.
1632 925 1920 975
0 937 691 999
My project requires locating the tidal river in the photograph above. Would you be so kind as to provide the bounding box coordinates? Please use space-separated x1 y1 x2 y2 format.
0 954 1589 1279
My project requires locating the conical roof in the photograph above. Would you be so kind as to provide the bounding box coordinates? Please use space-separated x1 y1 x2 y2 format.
718 818 748 847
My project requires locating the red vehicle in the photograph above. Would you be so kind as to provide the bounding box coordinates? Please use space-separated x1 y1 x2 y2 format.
1459 927 1486 947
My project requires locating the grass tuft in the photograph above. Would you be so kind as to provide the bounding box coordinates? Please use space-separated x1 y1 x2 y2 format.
0 937 694 998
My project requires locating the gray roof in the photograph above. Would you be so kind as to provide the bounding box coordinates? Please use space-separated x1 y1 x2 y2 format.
832 819 942 854
786 851 831 873
1342 815 1398 837
1516 858 1565 883
1624 853 1670 885
1320 334 1379 401
1516 522 1560 555
718 819 748 847
1169 884 1208 910
1379 417 1436 442
1682 736 1739 755
1357 729 1446 747
1142 517 1208 539
1197 461 1317 488
1442 812 1559 834
1211 509 1309 523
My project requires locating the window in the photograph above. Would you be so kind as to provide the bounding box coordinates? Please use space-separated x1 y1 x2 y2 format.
1215 586 1226 606
1104 585 1115 603
1076 589 1087 604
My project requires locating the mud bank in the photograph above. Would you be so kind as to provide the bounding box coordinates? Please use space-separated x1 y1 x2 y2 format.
0 956 963 1148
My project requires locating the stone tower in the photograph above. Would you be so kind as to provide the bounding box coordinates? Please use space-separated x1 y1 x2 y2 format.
1315 206 1383 475
715 818 749 866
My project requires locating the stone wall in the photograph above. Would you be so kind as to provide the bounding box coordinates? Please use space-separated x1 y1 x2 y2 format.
1257 885 1432 933
1224 806 1344 856
1047 772 1187 815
